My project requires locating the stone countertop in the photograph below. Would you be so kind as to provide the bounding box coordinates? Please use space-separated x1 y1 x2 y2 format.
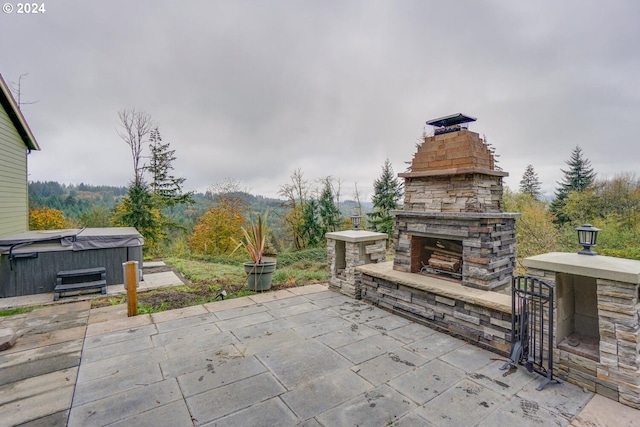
325 230 388 243
524 252 640 284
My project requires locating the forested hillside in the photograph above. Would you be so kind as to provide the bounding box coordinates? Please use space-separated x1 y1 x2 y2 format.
28 181 289 225
27 180 370 256
29 181 127 218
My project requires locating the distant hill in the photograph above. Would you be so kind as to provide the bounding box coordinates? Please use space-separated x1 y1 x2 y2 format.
28 181 374 227
28 181 128 218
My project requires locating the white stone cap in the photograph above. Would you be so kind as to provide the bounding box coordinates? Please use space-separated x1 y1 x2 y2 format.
325 230 388 243
524 252 640 284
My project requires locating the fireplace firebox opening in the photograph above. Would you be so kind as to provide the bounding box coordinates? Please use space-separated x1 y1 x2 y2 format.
556 272 600 362
411 235 463 281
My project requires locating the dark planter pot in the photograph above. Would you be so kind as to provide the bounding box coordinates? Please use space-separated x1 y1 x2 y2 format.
243 261 277 291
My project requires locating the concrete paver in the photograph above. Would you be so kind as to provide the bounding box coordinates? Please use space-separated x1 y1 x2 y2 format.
353 347 428 386
0 301 88 427
438 343 497 373
67 378 183 427
315 384 416 426
418 379 505 426
159 343 244 378
469 360 538 397
82 324 157 349
185 372 286 424
388 359 467 405
256 338 352 389
406 332 466 361
280 368 372 420
153 311 218 334
107 399 194 427
203 296 255 312
2 284 638 426
72 362 164 406
150 304 208 324
571 394 640 427
177 356 267 398
480 394 571 427
203 397 298 427
75 347 167 384
3 386 75 427
84 313 152 337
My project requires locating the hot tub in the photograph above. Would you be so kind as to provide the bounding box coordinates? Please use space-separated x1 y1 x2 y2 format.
0 227 143 297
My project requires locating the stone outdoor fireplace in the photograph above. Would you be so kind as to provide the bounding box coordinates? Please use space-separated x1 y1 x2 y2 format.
392 113 518 291
354 114 518 356
332 112 640 409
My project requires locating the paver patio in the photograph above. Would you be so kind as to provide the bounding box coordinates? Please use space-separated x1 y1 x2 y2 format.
1 284 639 426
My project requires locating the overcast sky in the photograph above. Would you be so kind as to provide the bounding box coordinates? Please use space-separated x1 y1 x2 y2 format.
2 1 639 201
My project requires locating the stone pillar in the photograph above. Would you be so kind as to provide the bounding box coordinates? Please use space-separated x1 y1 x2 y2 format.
326 230 388 299
596 278 640 408
524 252 640 409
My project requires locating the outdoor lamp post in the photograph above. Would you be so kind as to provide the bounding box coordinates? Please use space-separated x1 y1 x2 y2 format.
575 224 600 256
351 215 361 230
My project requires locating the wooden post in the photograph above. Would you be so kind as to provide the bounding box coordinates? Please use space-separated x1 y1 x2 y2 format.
124 261 138 317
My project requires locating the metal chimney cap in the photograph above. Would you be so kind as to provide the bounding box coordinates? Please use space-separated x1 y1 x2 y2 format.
426 113 477 128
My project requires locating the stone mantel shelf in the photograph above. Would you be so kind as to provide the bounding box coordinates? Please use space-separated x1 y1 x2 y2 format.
358 261 511 313
391 211 521 219
399 167 509 178
524 252 640 284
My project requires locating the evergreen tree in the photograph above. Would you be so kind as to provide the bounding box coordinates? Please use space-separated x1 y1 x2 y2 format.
300 198 323 247
550 145 596 223
318 178 341 235
112 182 165 255
147 127 194 208
519 164 543 200
367 159 403 237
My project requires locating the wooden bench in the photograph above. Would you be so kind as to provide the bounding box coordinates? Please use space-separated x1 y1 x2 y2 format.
54 267 107 301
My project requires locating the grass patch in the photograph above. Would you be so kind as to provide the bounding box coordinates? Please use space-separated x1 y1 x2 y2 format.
0 306 41 317
277 248 327 267
91 252 327 314
164 257 246 282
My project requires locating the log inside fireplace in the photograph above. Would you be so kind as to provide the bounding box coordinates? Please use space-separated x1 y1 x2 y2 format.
412 236 463 280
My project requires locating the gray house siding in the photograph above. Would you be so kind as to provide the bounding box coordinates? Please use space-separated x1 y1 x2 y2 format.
0 105 29 237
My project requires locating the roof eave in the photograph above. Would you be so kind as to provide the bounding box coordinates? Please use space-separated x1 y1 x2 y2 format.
0 74 40 151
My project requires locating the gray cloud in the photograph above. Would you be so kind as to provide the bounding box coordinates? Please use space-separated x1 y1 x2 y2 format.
3 0 639 200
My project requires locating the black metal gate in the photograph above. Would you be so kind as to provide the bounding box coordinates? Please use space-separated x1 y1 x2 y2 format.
500 275 559 390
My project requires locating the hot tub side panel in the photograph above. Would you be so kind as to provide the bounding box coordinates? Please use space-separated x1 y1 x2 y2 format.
0 246 143 297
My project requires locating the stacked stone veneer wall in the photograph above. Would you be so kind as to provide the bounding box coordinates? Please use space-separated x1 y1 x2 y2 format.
326 234 387 299
393 212 518 291
525 256 640 409
402 174 504 213
359 263 512 355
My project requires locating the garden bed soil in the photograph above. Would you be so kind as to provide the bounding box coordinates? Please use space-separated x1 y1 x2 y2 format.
91 263 307 311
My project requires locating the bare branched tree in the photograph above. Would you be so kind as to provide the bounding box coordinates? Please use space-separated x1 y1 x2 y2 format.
353 181 362 216
278 169 309 250
331 177 343 212
206 178 248 211
117 108 154 185
278 168 308 207
10 73 39 109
